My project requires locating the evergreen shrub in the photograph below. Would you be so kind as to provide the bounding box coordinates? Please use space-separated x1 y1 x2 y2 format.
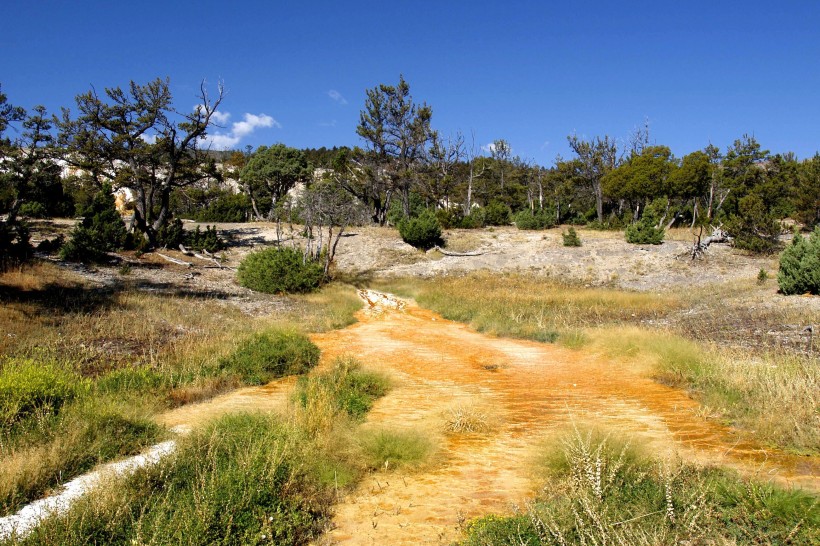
778 228 820 295
483 201 511 226
238 247 324 294
398 209 442 249
562 227 582 247
514 208 555 230
60 184 128 262
625 200 665 245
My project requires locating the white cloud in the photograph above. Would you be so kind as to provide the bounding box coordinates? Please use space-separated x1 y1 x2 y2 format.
327 90 347 105
140 134 157 144
540 140 550 150
199 112 280 150
481 142 497 154
233 113 280 138
210 111 231 125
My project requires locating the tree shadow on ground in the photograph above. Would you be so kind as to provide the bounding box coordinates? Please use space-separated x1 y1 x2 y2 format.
0 281 117 315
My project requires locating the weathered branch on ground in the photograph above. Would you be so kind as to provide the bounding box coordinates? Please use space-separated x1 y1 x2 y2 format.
156 253 193 267
428 245 487 257
690 226 730 260
194 252 230 270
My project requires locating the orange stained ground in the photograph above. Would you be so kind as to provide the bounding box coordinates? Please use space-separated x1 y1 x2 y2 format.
308 291 818 545
158 291 818 545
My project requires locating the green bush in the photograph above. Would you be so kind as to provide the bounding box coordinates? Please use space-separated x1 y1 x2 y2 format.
60 184 128 262
154 217 186 249
219 330 321 384
514 208 555 230
194 191 251 222
778 228 820 295
0 359 83 431
185 225 224 253
459 208 485 229
0 221 32 271
483 200 511 226
398 209 442 250
726 194 782 254
238 247 325 293
625 200 665 245
435 207 464 229
17 201 48 219
562 227 582 247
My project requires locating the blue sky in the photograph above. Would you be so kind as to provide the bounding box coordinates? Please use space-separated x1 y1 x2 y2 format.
2 1 818 165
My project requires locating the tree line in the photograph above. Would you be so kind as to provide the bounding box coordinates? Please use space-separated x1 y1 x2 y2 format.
1 76 818 267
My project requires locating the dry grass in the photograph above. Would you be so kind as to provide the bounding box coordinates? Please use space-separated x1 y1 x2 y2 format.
673 279 818 354
375 272 681 341
442 402 492 434
442 229 487 254
0 260 363 515
569 325 819 453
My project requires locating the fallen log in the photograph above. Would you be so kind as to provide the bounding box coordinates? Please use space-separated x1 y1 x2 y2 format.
428 245 487 257
690 226 730 260
156 253 193 267
193 252 229 270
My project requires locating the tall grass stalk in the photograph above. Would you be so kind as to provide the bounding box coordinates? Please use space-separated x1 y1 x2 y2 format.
461 428 819 546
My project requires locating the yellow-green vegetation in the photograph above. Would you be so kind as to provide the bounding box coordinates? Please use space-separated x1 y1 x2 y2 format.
286 282 363 332
460 429 819 546
10 414 341 545
356 428 435 471
375 272 680 341
0 261 362 517
5 358 428 544
294 356 391 433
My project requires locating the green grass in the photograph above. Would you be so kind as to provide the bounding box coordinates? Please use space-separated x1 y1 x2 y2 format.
295 356 390 434
9 414 345 545
3 357 405 544
356 428 435 471
460 428 819 546
216 330 321 385
0 394 162 516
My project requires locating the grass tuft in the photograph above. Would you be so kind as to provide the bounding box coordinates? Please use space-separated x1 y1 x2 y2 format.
295 356 390 434
357 428 435 471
